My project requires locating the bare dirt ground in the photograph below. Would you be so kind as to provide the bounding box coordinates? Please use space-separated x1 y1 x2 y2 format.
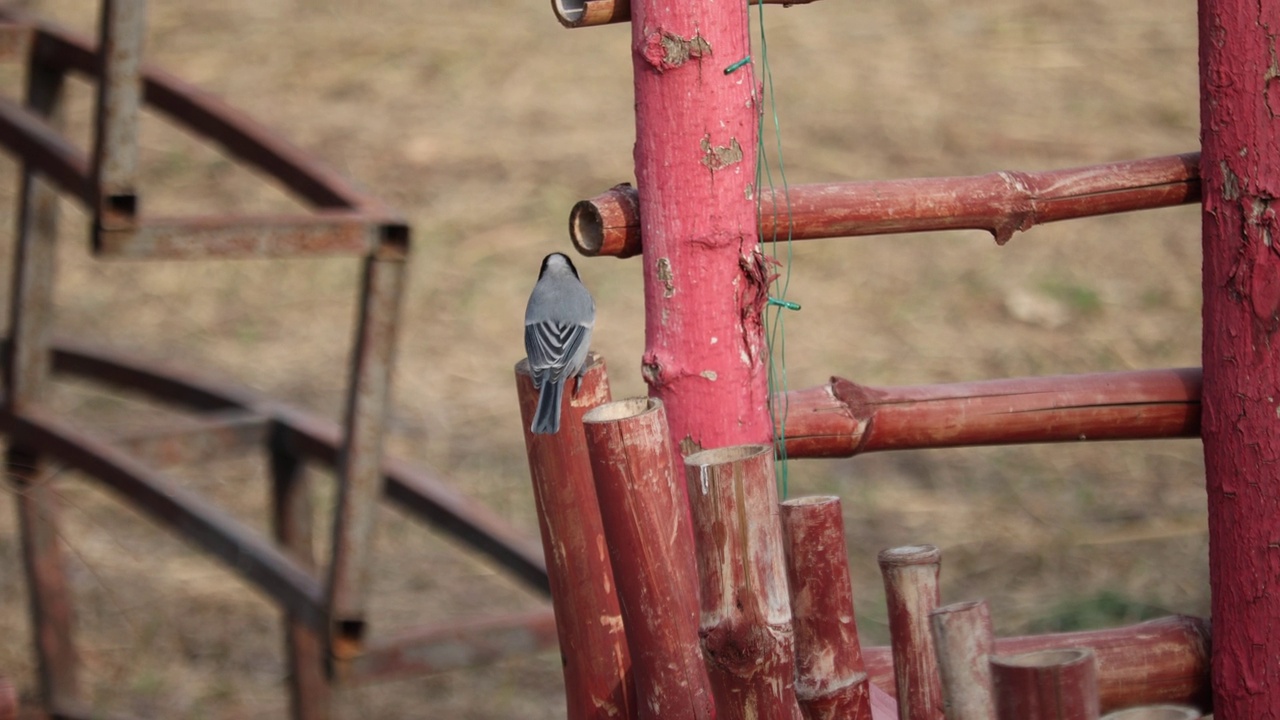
0 1 1206 718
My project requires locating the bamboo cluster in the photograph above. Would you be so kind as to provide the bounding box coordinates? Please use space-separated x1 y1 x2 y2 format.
517 364 1213 719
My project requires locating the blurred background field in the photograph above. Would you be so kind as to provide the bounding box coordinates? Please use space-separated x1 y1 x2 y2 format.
0 1 1205 718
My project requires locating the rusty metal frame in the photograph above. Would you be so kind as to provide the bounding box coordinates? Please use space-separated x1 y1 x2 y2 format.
0 4 555 719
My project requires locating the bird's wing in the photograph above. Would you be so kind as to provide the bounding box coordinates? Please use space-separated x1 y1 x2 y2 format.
525 321 591 385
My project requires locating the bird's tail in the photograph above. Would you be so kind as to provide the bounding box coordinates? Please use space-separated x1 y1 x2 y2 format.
531 379 565 434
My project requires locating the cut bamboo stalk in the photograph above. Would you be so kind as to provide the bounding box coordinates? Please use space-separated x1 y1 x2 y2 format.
685 445 804 720
515 353 634 720
570 154 1199 251
780 496 873 720
781 368 1201 459
862 615 1211 712
553 0 823 28
0 675 15 720
878 545 944 720
1100 706 1201 720
583 397 714 720
991 648 1100 720
930 600 997 720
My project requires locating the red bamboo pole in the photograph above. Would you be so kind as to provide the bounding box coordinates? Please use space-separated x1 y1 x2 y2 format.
0 675 15 720
569 154 1200 254
515 354 634 720
582 397 714 720
930 600 997 720
553 0 824 28
862 615 1211 713
878 545 944 720
1099 707 1200 720
780 496 873 720
630 0 771 454
685 445 804 720
780 368 1201 459
990 648 1100 720
1198 1 1280 716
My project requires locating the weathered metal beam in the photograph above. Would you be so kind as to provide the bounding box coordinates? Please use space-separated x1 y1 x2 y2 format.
43 339 550 593
339 608 560 684
1 405 328 632
107 408 269 469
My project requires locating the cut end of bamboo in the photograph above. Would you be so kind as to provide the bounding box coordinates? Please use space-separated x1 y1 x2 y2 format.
684 443 773 468
1100 706 1201 720
781 494 841 509
552 0 631 29
583 396 661 424
993 648 1092 669
932 599 986 617
569 184 641 258
877 544 941 567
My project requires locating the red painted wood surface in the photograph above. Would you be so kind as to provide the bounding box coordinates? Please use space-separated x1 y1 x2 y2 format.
780 496 873 720
630 0 770 452
878 545 944 720
781 368 1201 458
1198 1 1280 716
990 648 1100 720
685 445 804 720
571 153 1200 254
0 675 15 720
862 615 1211 714
583 397 714 720
515 355 634 720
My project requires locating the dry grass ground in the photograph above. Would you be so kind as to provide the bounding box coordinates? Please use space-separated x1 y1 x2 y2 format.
0 1 1205 718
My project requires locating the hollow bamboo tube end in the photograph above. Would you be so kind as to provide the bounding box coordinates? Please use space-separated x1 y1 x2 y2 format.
781 494 841 509
878 544 942 567
994 648 1093 669
570 184 641 258
684 443 773 468
583 396 661 424
552 0 631 27
1100 706 1201 720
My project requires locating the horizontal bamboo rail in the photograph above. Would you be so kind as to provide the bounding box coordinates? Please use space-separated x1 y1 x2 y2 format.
863 615 1211 713
570 154 1200 256
779 368 1201 459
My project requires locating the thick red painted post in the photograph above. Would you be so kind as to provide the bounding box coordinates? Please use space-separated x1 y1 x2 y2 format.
630 0 770 452
1198 1 1280 716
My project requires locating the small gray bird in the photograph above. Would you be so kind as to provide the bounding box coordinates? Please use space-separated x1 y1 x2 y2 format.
525 252 595 434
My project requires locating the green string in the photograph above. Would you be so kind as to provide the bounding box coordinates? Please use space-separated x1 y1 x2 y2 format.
750 0 795 499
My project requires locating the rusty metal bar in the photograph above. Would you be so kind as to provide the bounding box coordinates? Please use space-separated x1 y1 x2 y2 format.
94 213 383 259
43 339 551 593
107 408 268 469
327 255 406 651
0 19 31 61
1 405 329 631
89 0 144 229
5 52 78 710
0 94 92 205
339 608 561 684
270 427 332 720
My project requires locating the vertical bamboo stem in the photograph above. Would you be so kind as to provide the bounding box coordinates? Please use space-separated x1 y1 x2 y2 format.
878 545 944 720
930 600 996 720
271 429 330 720
1197 0 1280 715
991 648 1100 720
780 496 872 720
516 354 633 720
582 397 714 720
0 675 14 720
630 0 771 454
684 445 804 720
